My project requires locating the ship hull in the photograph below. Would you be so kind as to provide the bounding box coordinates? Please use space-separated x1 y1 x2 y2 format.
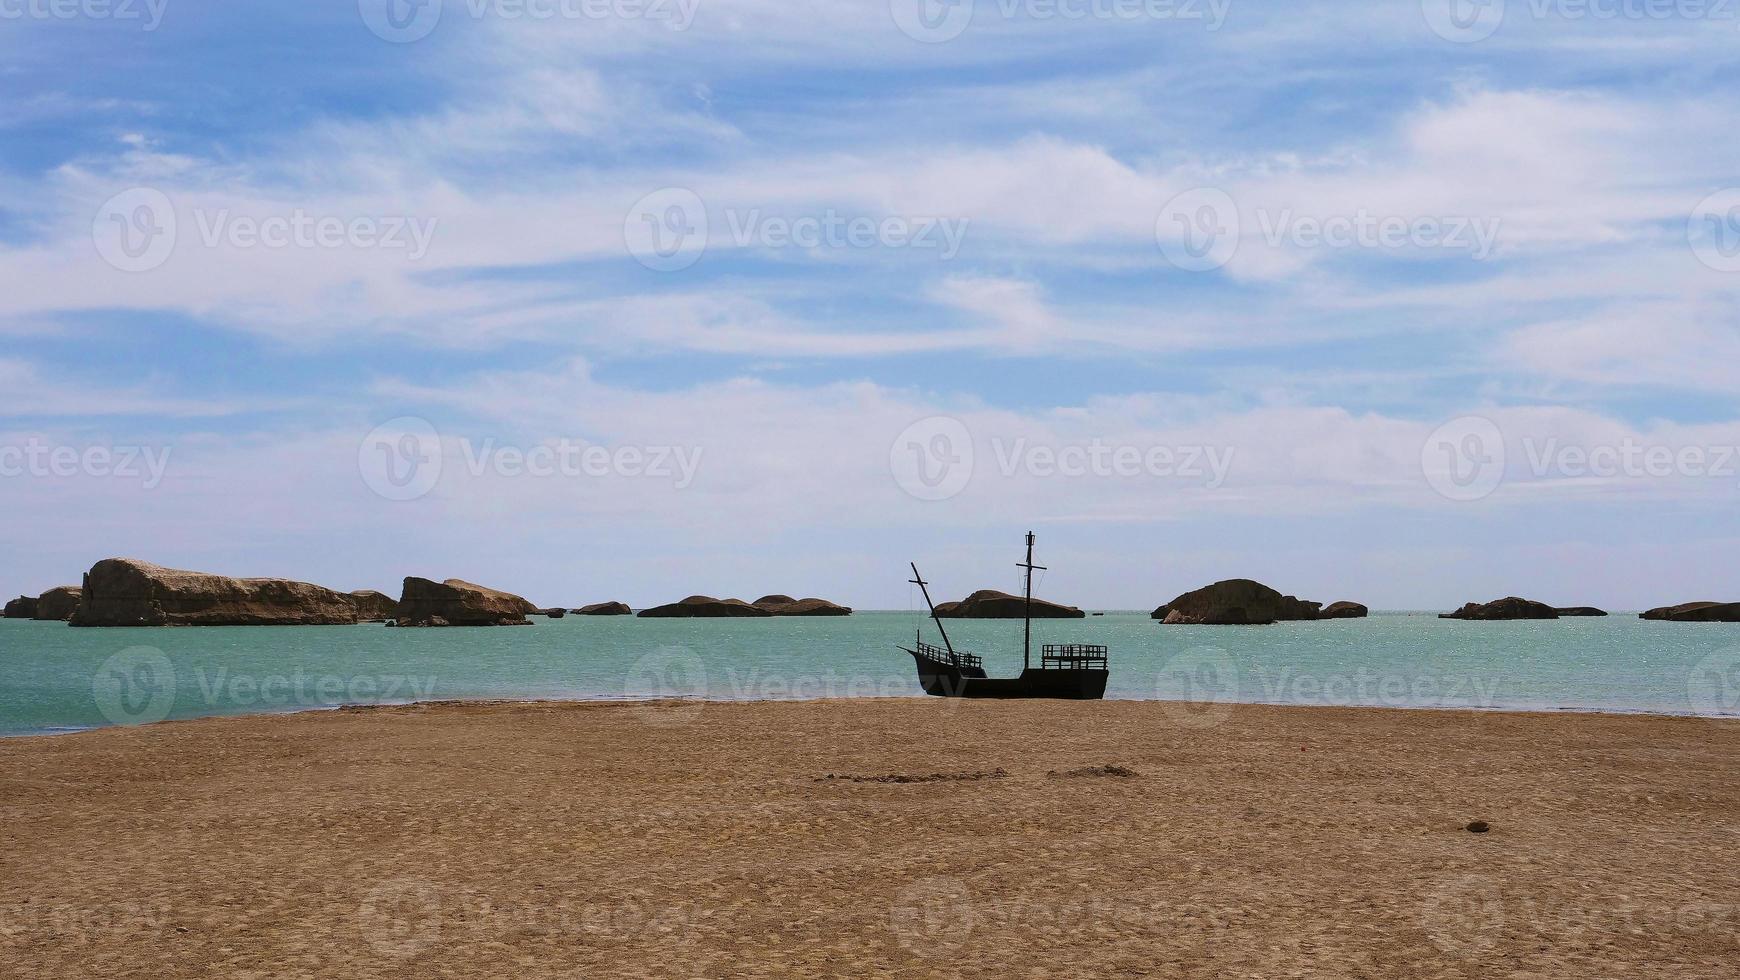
904 648 1108 700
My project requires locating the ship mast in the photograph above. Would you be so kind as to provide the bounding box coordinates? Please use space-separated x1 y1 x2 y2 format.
1017 531 1045 671
909 563 956 657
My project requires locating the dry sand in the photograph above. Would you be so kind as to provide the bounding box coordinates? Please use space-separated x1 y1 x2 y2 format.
2 698 1737 978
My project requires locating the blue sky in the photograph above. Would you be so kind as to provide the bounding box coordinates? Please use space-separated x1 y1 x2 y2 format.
2 1 1739 610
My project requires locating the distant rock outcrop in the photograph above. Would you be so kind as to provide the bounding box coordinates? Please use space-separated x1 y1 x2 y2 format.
543 608 567 619
573 601 633 616
3 595 38 619
393 578 535 627
934 590 1085 619
33 586 82 622
1554 607 1609 617
1439 597 1559 621
1320 601 1369 619
1640 601 1740 623
348 590 399 622
637 596 773 618
753 595 853 616
69 559 360 627
1152 580 1321 625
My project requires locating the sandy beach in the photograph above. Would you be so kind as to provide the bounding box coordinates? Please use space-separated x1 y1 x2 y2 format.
2 698 1737 978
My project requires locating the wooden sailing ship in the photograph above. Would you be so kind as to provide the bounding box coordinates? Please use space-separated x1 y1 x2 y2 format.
900 532 1110 700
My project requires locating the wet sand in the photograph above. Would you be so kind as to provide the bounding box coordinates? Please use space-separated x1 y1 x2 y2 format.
2 698 1737 978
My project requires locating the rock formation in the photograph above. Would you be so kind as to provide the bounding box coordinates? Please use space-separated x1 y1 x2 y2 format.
573 601 633 616
3 595 38 619
933 590 1085 619
69 559 360 627
753 595 853 616
348 590 399 622
1439 597 1559 621
1152 580 1322 625
638 596 773 618
393 578 535 627
1554 607 1609 617
1320 601 1369 619
543 608 567 619
33 586 82 622
1639 601 1740 623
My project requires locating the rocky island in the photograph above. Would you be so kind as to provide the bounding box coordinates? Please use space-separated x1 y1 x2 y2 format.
638 596 774 618
752 595 853 616
69 559 362 627
392 578 536 627
933 589 1084 619
573 601 633 616
1153 580 1324 625
1640 601 1740 622
1440 597 1561 620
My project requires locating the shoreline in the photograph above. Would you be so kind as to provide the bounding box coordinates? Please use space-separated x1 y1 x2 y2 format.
6 690 1738 741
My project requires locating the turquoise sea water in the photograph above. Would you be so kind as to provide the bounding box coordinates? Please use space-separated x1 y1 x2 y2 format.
3 612 1739 736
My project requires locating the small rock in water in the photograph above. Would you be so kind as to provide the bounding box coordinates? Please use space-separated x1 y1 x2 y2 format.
1465 820 1490 834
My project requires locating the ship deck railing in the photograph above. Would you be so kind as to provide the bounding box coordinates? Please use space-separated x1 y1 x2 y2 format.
1040 643 1110 671
912 639 983 671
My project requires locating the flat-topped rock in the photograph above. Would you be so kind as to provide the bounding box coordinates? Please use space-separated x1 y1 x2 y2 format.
638 596 773 618
70 558 360 627
348 590 399 622
3 595 38 619
394 578 535 627
1153 580 1321 625
573 601 633 616
33 586 82 622
543 608 567 619
1440 597 1559 621
1555 606 1609 617
1320 601 1368 619
934 590 1084 619
1640 601 1740 623
753 595 853 616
